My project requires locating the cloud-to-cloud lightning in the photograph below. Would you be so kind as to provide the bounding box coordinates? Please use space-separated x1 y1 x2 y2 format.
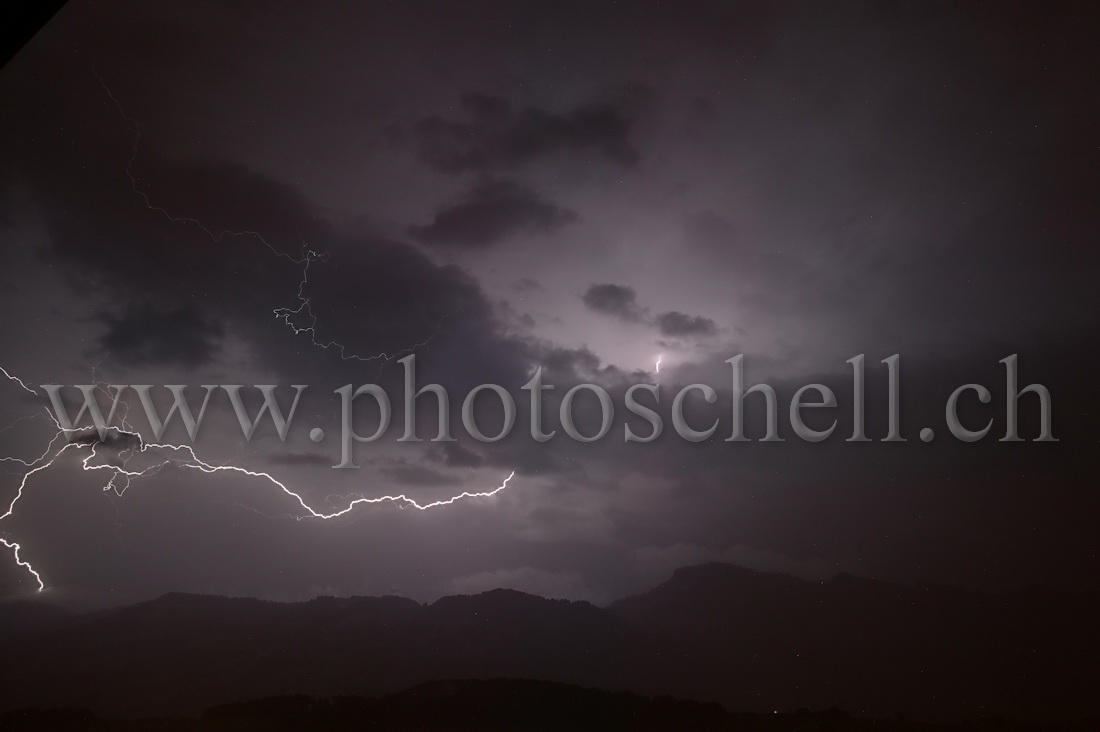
0 367 516 592
98 74 443 366
0 79 518 593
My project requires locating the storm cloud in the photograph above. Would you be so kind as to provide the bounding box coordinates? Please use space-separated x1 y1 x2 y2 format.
410 179 576 249
0 0 1097 609
411 91 640 174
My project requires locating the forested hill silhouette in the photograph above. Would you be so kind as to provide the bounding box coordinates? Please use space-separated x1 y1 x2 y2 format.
6 679 1094 732
1 564 1097 724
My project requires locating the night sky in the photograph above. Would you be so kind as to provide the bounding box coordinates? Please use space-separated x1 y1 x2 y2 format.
1 0 1098 607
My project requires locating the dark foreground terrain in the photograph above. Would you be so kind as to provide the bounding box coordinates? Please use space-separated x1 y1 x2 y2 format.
2 564 1097 725
1 679 1095 732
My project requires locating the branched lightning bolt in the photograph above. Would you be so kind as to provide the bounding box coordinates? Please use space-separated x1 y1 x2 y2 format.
0 371 516 592
271 252 455 363
0 78 518 592
97 74 448 366
0 365 48 589
96 74 307 266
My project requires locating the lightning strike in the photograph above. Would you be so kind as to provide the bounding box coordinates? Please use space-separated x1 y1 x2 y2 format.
98 74 435 366
0 372 517 591
0 78 520 593
2 365 38 396
271 252 454 364
0 537 43 592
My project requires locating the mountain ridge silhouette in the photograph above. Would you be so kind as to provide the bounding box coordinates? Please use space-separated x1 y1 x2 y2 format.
1 563 1096 722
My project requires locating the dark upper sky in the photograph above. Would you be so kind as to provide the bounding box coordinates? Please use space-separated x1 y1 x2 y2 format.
1 0 1098 605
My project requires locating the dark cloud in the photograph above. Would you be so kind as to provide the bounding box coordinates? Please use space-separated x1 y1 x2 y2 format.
582 285 716 339
410 179 576 249
411 92 639 174
2 66 530 390
581 284 645 322
97 306 223 367
289 238 499 370
536 345 612 382
654 311 718 339
1 0 1099 612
